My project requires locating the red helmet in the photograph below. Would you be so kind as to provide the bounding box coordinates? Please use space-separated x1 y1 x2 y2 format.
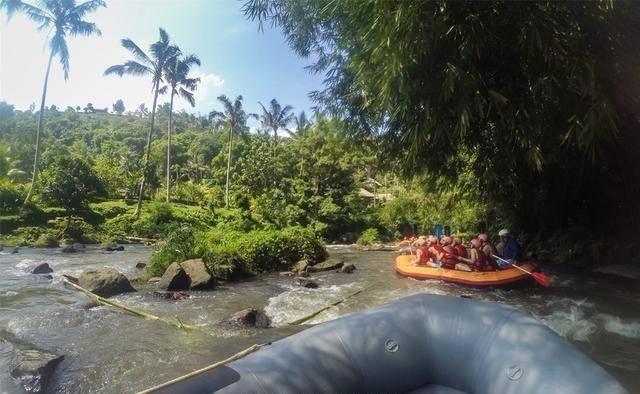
453 237 462 245
470 238 482 248
442 236 452 245
478 233 489 242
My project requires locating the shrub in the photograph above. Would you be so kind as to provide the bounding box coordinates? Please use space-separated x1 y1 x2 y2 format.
0 181 24 214
34 233 59 247
147 226 327 279
357 228 380 245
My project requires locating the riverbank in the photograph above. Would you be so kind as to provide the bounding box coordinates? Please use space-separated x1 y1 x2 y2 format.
1 245 639 393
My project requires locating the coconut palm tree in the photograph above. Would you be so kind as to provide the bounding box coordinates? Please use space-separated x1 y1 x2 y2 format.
0 0 105 204
287 110 311 137
162 53 200 202
104 28 179 218
258 98 294 144
209 95 255 208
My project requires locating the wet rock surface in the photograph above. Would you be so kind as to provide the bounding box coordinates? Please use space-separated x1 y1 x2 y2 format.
31 263 53 274
228 308 271 328
77 267 136 297
2 333 63 394
158 259 216 291
308 258 343 272
339 263 356 273
293 277 318 288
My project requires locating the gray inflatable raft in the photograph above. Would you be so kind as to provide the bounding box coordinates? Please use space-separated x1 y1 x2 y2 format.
156 294 627 393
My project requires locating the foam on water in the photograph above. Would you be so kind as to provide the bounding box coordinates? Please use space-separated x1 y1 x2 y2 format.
539 298 598 342
599 314 640 339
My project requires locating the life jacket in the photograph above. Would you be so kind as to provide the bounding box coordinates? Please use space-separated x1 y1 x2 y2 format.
430 245 447 263
473 249 488 271
417 245 431 265
453 244 468 258
442 245 458 269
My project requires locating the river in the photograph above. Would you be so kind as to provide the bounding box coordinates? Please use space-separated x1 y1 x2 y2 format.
1 245 639 393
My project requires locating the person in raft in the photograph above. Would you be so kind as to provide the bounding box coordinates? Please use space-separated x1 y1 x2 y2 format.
427 235 447 267
478 233 498 270
439 236 459 270
498 229 522 265
452 237 468 258
411 236 431 266
455 238 492 271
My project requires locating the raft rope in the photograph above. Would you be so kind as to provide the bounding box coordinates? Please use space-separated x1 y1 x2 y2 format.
62 276 200 331
136 343 270 394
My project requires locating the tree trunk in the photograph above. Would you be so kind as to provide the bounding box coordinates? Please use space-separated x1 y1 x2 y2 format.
274 127 278 145
133 85 160 219
24 50 54 205
225 124 233 208
166 90 175 203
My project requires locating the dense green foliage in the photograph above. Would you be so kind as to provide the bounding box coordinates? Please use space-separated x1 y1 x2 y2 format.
244 0 640 242
148 225 327 278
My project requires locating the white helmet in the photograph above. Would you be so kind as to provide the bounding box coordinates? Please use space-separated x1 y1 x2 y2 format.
498 229 510 237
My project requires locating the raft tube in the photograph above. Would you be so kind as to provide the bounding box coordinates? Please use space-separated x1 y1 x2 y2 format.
395 254 536 286
155 294 627 393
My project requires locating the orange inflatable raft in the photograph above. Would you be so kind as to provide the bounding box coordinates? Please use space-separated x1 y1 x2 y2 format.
395 254 536 287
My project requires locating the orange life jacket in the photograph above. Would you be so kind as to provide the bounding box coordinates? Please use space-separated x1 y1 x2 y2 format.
442 245 457 269
473 249 491 271
417 245 430 265
453 245 468 258
430 245 447 263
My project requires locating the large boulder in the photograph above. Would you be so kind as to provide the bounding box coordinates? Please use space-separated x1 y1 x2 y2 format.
291 259 309 273
308 258 344 272
32 263 53 274
2 334 64 394
158 259 216 291
180 259 216 290
157 263 191 291
78 268 136 297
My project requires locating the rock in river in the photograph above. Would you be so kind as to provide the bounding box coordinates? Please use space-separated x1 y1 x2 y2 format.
32 263 53 274
294 277 318 289
158 259 216 291
78 267 136 297
228 308 271 328
340 263 356 273
3 334 64 394
308 258 344 272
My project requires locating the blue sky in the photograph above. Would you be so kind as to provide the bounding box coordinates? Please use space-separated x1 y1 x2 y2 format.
0 0 324 124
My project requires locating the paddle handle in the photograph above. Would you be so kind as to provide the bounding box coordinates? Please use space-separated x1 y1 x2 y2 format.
492 255 532 274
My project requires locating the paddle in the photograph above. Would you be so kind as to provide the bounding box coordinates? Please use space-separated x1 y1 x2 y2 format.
492 255 550 287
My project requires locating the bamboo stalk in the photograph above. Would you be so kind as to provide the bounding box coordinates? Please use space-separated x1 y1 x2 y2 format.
137 343 269 394
288 287 366 325
62 277 200 331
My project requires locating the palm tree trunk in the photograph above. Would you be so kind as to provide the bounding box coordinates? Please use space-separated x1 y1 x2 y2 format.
274 127 278 145
225 124 233 208
166 91 175 203
133 85 160 219
24 50 54 205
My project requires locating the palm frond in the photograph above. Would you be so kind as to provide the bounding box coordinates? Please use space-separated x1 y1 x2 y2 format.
21 1 52 26
158 85 168 95
158 27 169 45
70 0 105 18
182 54 201 67
104 60 151 77
179 88 195 107
181 77 199 90
51 32 70 79
0 0 26 19
69 20 100 36
121 38 151 65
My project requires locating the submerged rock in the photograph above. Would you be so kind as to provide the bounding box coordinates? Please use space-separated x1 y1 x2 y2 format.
135 262 147 269
105 245 125 252
294 277 318 289
153 291 190 301
308 258 343 272
32 263 53 274
11 247 19 254
228 308 271 328
279 271 295 277
158 259 216 291
339 263 356 273
4 336 64 394
78 267 136 297
60 245 76 253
